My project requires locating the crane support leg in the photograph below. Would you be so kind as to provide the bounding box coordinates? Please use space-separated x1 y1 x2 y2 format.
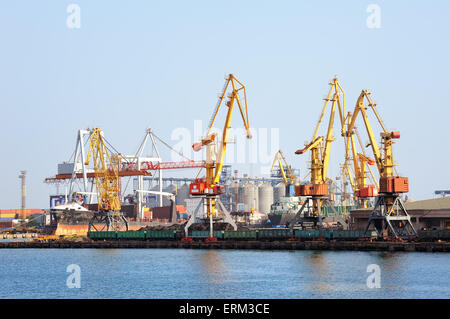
184 199 204 237
364 194 417 239
184 196 237 237
288 197 325 232
289 196 349 233
88 211 129 232
216 198 237 231
288 199 310 234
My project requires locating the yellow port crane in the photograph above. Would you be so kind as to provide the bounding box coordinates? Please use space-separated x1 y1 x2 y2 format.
270 150 300 190
288 78 347 231
85 128 128 232
186 74 251 237
343 121 379 208
344 90 416 238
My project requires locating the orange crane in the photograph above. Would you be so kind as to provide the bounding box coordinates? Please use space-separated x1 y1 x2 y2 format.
289 78 347 231
185 74 251 238
345 90 416 238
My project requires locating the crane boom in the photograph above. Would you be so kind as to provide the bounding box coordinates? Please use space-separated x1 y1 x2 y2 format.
290 77 346 230
344 89 416 238
84 128 121 212
295 77 345 193
189 74 251 219
271 150 298 186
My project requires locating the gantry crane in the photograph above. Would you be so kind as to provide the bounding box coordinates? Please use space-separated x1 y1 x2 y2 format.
288 78 347 231
343 121 379 208
185 74 252 238
270 150 299 194
345 90 416 238
85 128 128 232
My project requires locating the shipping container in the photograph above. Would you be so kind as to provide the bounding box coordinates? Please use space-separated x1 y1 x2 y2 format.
0 222 14 228
0 214 16 219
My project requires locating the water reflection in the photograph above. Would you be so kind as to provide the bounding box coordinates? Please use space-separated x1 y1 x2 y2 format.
372 251 404 291
198 250 227 284
375 252 403 271
303 251 333 293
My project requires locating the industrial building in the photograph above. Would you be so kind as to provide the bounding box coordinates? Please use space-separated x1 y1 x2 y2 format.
350 197 450 231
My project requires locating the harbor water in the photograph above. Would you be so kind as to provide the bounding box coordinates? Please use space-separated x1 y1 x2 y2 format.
0 249 449 299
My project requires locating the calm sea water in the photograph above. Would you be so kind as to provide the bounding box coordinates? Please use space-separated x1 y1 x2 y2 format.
0 249 449 299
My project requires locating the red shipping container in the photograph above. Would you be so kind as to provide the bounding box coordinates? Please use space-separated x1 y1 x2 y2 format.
0 222 14 227
176 205 186 214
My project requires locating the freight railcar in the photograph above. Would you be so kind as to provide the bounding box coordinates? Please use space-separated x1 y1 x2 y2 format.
88 229 450 242
88 230 177 241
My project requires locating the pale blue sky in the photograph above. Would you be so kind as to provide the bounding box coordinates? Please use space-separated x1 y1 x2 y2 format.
0 1 449 208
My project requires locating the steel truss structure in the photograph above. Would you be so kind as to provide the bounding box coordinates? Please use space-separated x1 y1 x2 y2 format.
184 195 237 237
88 211 129 232
288 196 347 231
364 194 417 238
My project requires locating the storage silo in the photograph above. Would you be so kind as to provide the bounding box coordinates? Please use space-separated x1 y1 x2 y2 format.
243 182 258 212
258 183 274 214
176 183 190 206
238 183 245 205
274 182 286 202
229 180 241 211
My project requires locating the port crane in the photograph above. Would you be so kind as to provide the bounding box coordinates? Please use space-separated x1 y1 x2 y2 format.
288 78 347 231
345 90 416 238
270 150 300 194
343 121 379 208
185 74 252 238
84 128 128 232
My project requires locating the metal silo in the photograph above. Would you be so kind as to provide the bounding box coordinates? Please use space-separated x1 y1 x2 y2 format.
258 183 274 214
243 182 258 212
229 180 241 211
274 182 286 202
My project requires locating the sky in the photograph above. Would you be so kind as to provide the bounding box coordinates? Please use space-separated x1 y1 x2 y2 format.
0 0 449 209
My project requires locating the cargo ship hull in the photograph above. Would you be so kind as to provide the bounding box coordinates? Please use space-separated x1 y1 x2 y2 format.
50 209 176 236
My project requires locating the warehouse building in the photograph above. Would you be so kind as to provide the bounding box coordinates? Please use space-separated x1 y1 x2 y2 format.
350 197 450 231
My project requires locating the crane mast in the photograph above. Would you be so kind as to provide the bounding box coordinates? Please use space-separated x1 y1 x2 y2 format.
84 128 128 232
271 150 299 193
289 78 348 231
186 74 251 237
345 90 416 238
343 117 378 208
